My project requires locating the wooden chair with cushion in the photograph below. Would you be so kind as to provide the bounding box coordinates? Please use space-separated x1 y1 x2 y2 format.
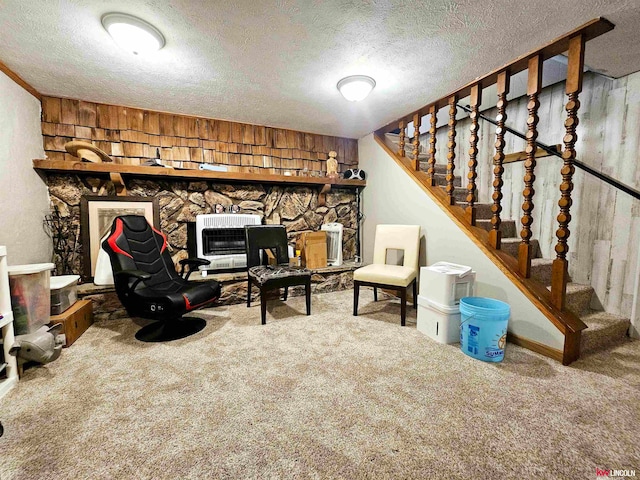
353 224 421 326
245 225 312 325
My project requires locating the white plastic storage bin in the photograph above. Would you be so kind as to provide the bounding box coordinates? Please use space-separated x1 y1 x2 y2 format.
50 275 80 315
419 262 476 307
7 263 54 335
417 295 461 344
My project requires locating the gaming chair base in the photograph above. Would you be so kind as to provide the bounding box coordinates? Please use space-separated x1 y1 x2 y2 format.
135 317 206 342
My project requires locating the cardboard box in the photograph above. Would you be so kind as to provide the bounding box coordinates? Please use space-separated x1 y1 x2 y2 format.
289 256 301 267
297 231 327 269
49 299 93 347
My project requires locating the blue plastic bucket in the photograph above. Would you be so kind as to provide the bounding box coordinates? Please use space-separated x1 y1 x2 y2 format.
459 297 510 362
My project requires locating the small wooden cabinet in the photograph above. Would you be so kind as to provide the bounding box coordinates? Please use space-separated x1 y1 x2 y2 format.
49 299 93 347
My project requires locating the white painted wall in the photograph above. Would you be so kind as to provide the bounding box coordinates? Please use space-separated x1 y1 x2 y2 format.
0 71 50 265
358 133 565 351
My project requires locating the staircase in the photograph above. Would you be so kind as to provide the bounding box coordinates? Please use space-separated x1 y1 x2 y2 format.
388 135 631 358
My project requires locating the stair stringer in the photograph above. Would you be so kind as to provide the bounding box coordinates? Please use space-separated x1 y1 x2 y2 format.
359 133 587 364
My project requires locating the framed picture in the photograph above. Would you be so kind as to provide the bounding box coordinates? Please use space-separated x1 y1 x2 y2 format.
80 196 160 280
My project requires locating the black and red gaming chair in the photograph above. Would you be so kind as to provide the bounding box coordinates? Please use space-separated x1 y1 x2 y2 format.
102 215 221 342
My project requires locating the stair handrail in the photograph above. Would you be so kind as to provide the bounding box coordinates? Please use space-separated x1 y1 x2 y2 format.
455 103 640 201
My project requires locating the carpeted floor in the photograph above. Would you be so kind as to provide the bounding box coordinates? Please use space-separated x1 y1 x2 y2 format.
1 289 639 479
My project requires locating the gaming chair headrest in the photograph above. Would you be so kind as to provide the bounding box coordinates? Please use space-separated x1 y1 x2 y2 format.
119 215 151 232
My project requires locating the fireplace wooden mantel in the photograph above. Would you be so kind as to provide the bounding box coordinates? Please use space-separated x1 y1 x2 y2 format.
33 159 366 189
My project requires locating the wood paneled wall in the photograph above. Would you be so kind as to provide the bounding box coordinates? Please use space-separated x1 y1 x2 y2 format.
40 96 358 176
422 70 640 320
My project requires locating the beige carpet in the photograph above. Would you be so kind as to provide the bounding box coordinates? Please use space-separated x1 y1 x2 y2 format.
1 289 639 479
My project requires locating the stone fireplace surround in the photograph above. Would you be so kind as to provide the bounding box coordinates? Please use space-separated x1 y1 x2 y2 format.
44 173 360 321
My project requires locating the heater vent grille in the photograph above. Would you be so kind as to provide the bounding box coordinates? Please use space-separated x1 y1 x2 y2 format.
195 214 261 270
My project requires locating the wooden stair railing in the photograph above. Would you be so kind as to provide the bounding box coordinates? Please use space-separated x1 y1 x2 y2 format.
489 72 509 249
466 85 481 226
519 54 543 278
412 113 421 171
551 34 584 311
427 105 438 187
374 18 616 365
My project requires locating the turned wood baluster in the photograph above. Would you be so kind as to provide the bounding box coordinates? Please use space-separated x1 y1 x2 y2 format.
412 113 421 171
427 105 438 186
518 55 543 278
551 35 585 310
466 84 482 226
446 95 457 205
489 71 510 249
398 120 406 157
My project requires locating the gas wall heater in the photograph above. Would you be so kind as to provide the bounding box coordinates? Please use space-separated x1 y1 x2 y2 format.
195 214 262 270
321 223 343 266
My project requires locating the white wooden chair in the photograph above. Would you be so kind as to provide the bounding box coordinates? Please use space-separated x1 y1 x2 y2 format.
353 224 421 326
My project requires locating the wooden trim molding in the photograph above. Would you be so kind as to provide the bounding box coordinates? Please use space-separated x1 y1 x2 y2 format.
0 60 40 99
507 332 564 363
33 159 366 188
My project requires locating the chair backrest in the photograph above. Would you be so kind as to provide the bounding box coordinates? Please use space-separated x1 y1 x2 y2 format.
372 224 420 271
102 215 178 288
245 225 289 268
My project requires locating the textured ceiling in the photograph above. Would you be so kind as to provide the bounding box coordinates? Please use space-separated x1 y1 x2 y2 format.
1 0 639 138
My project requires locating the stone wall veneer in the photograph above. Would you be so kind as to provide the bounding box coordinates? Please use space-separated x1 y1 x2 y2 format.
46 174 358 277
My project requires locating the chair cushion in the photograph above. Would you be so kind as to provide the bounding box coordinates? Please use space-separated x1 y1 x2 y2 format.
353 264 417 287
248 265 311 285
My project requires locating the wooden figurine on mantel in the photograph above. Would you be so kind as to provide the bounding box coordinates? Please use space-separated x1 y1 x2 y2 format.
326 150 339 179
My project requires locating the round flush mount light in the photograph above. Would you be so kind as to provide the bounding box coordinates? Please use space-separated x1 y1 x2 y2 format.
337 75 376 102
101 13 165 55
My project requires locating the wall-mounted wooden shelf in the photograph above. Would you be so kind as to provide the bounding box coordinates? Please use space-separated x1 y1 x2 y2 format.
33 160 366 188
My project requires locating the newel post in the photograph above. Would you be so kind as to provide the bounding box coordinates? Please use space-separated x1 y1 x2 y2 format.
551 34 585 310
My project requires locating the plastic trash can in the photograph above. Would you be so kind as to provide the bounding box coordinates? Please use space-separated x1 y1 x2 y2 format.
459 297 510 362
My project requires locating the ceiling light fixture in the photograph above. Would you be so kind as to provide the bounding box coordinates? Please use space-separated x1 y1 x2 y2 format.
337 75 376 102
101 13 165 55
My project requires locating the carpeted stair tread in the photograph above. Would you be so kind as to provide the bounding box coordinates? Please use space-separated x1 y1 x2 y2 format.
431 173 462 187
475 219 517 238
419 161 448 174
473 203 493 220
500 238 541 259
581 311 631 355
530 258 555 285
546 282 594 316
